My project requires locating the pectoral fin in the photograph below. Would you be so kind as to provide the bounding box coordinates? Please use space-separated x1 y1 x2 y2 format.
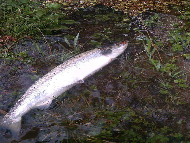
35 98 53 110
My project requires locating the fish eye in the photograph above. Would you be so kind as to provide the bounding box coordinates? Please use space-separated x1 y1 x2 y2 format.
101 48 112 55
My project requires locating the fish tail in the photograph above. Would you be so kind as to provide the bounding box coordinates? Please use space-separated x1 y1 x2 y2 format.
0 116 21 138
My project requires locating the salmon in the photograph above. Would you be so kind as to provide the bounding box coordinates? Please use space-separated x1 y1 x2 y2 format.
1 41 128 137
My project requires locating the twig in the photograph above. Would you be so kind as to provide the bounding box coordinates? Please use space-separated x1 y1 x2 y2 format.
38 28 52 54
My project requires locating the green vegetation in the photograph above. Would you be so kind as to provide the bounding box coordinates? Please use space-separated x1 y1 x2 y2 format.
0 0 76 38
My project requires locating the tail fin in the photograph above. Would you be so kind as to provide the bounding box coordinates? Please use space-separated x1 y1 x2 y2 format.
0 116 21 139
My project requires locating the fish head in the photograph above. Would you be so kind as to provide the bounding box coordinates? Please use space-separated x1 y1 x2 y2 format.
100 41 128 59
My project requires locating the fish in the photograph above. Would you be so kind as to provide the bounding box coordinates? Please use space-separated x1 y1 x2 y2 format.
0 41 128 138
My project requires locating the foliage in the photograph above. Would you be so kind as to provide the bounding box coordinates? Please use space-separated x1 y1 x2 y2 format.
64 33 80 53
84 108 189 142
0 0 76 38
169 29 190 52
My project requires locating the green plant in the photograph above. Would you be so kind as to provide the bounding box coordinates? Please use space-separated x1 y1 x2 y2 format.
183 54 190 59
0 0 76 38
169 29 190 52
174 78 188 88
160 63 183 78
142 36 161 71
64 33 80 53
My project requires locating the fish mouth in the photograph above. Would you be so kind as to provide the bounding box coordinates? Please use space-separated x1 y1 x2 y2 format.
105 40 128 51
115 40 128 47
